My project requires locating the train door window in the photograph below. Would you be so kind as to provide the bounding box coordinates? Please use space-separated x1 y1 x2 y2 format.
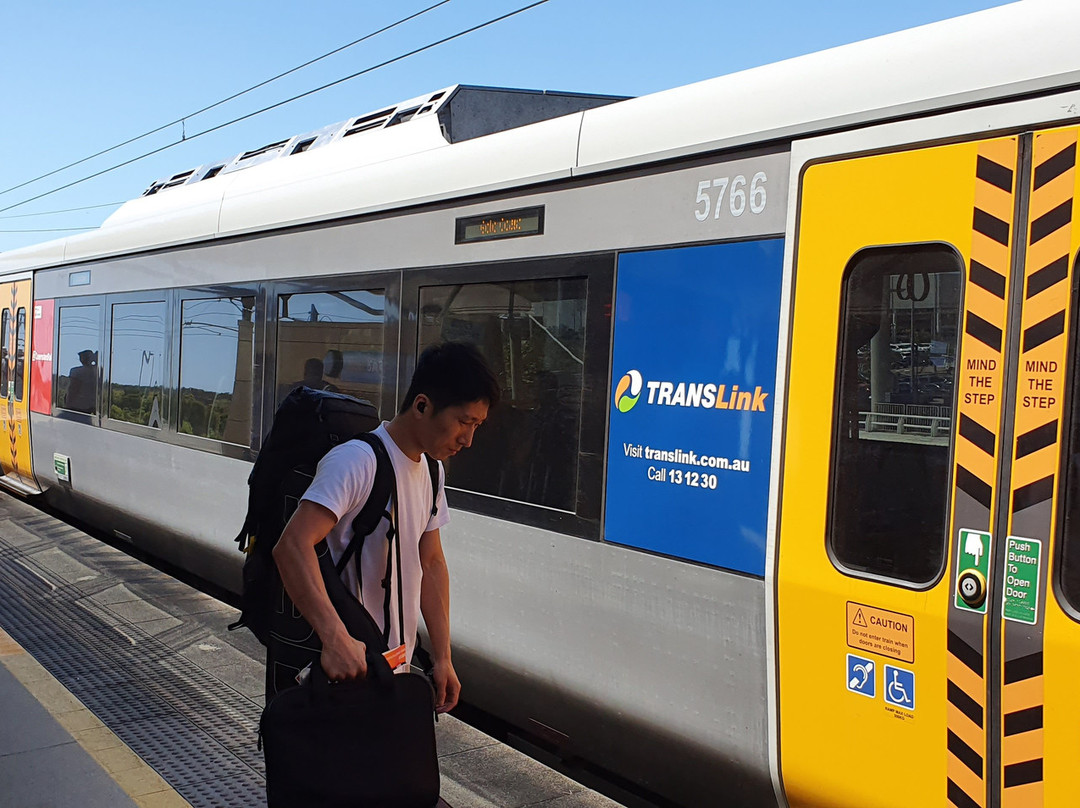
0 309 9 395
418 277 588 512
109 300 166 428
276 288 387 414
14 308 25 402
1058 253 1080 614
828 245 963 584
57 304 100 414
179 295 256 444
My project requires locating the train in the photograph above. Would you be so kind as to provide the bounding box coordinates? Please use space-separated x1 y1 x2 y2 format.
3 2 1080 805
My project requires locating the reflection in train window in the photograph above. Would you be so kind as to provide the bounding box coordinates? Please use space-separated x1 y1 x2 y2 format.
276 289 387 414
57 305 100 414
829 246 963 584
0 309 9 394
418 278 587 512
179 296 256 444
109 301 166 428
14 308 25 402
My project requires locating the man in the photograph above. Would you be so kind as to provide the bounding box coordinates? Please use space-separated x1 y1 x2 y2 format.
65 349 97 413
298 357 339 393
273 342 499 713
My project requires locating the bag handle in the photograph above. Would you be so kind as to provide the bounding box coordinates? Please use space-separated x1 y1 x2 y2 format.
312 645 395 693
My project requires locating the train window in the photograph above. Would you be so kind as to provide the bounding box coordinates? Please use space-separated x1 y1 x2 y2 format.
276 289 387 414
828 245 963 584
14 308 25 402
179 296 256 444
109 301 166 428
0 309 9 395
1059 255 1080 614
418 278 587 512
56 305 100 414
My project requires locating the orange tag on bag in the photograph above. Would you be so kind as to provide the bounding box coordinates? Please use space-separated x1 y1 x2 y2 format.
382 643 407 669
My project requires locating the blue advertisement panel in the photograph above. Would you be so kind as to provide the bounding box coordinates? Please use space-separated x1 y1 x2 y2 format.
604 240 784 576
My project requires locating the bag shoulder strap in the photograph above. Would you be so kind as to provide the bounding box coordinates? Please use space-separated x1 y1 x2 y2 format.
334 432 395 577
425 455 439 518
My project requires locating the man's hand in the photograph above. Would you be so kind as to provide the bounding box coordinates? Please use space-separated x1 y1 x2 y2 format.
320 632 368 681
432 659 460 713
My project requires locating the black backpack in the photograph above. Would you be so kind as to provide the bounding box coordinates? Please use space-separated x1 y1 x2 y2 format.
228 387 437 696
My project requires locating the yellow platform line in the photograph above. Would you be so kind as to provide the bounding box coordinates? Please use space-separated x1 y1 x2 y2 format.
0 625 191 808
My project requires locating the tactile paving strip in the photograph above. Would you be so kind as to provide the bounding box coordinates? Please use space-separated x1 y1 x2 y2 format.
0 543 265 808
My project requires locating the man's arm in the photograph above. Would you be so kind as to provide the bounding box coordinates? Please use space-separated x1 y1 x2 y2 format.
272 501 368 680
419 528 460 713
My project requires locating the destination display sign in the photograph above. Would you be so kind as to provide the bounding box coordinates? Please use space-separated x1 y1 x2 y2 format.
455 206 544 243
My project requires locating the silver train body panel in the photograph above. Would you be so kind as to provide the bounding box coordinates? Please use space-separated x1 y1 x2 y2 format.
32 412 249 590
30 149 790 300
446 510 772 805
27 149 790 805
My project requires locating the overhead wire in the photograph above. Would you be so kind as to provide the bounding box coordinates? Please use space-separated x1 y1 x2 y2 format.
0 0 551 218
0 0 453 200
0 202 126 220
0 227 97 233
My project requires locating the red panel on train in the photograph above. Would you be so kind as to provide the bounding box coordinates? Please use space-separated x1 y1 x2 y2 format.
30 299 53 415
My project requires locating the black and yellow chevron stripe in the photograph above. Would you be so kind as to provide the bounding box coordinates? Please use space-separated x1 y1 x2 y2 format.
947 138 1019 808
1000 127 1077 808
4 285 17 482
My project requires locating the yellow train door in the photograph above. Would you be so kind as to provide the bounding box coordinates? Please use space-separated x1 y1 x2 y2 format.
779 125 1080 806
777 135 1023 806
0 277 38 494
1008 126 1080 808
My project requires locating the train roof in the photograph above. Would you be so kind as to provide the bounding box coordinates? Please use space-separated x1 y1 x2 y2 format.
3 0 1078 272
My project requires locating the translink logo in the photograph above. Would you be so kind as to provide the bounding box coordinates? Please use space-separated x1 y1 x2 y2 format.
614 369 769 413
614 370 642 412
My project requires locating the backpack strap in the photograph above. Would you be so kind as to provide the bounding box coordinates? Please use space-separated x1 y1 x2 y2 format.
425 455 439 518
329 433 439 653
334 432 395 580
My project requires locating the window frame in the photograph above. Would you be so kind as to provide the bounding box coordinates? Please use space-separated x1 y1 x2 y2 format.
53 296 104 423
102 290 173 440
0 308 10 394
171 284 263 459
825 242 966 589
1054 251 1080 620
14 307 26 402
265 270 402 439
402 254 614 540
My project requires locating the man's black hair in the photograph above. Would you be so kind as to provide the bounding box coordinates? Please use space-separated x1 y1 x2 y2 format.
399 342 501 414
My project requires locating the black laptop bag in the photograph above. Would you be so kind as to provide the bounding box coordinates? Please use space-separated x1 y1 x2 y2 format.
260 658 440 808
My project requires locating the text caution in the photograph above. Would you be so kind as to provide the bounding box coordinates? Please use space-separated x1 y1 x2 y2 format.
846 602 915 663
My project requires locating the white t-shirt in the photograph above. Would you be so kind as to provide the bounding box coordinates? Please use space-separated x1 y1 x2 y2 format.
301 423 449 661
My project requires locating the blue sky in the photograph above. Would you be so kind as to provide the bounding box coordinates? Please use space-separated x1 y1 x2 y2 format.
0 0 1009 254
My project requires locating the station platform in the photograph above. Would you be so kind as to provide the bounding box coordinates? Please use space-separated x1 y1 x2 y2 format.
0 492 621 808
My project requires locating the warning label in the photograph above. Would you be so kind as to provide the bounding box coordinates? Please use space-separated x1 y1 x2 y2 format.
846 602 915 663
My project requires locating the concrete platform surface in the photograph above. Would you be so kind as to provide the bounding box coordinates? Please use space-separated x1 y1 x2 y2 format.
0 492 623 808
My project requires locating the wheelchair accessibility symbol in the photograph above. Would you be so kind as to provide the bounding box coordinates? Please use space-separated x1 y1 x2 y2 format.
846 654 876 698
884 665 915 710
